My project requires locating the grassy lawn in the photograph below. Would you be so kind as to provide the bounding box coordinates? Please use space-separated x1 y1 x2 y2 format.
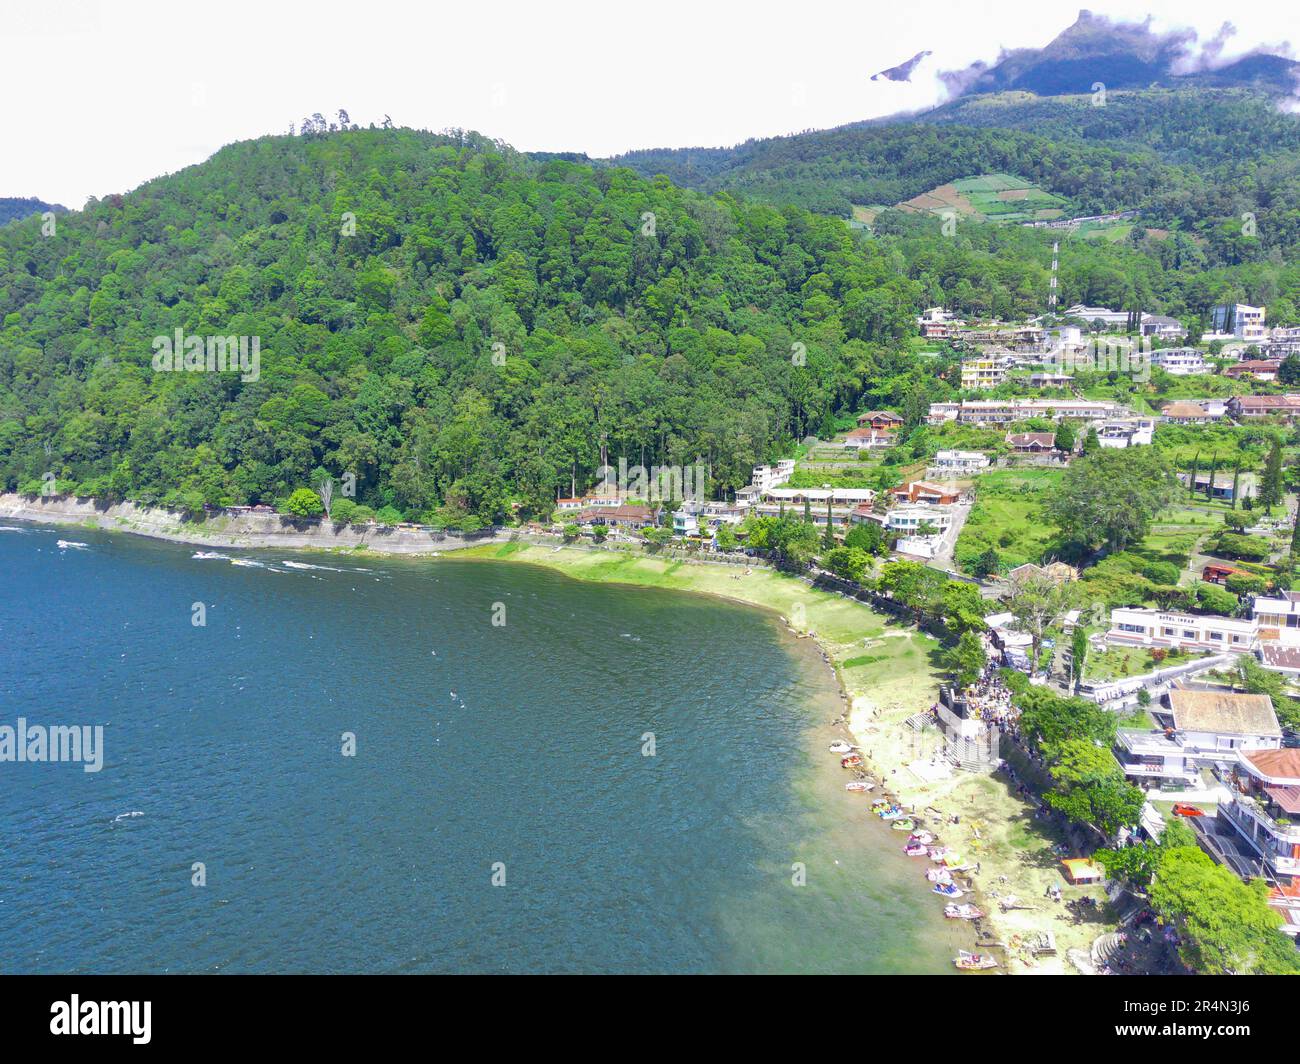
954 467 1063 574
1085 643 1208 681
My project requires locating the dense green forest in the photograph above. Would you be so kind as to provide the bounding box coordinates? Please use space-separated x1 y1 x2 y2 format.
613 89 1300 262
2 117 1299 525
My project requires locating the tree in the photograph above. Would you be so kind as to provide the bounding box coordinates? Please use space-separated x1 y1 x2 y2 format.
1045 448 1177 552
941 580 987 635
973 546 1001 579
1188 451 1200 500
1081 426 1100 455
1292 495 1300 557
1151 845 1300 974
1230 459 1241 510
715 523 739 552
844 521 884 555
945 630 986 688
823 499 835 548
284 488 324 518
1261 438 1284 515
824 545 870 582
877 560 948 622
1006 570 1072 667
316 474 335 519
1069 624 1088 691
1194 581 1238 616
1053 420 1076 454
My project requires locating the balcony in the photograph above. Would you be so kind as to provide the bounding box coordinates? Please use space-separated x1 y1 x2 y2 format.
1219 796 1300 876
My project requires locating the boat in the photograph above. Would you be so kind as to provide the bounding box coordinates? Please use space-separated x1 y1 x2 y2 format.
828 740 854 754
840 754 863 769
871 798 890 808
927 868 954 884
56 540 88 549
844 780 874 793
928 847 952 863
904 843 929 857
192 551 227 560
891 818 916 831
954 950 999 971
944 904 985 920
933 882 965 898
877 805 906 820
908 830 934 845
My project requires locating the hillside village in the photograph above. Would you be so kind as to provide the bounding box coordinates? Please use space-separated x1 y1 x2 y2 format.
544 297 1300 963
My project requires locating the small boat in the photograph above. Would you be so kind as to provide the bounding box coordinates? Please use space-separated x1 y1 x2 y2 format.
944 904 985 920
927 869 954 884
56 539 88 549
928 847 952 863
954 950 999 971
904 843 929 857
192 551 227 560
909 830 934 845
891 818 916 831
933 882 965 898
828 740 854 754
877 806 906 820
845 780 874 793
840 754 863 769
871 798 890 808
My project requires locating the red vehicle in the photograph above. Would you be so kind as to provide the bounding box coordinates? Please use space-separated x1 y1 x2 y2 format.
1172 803 1206 817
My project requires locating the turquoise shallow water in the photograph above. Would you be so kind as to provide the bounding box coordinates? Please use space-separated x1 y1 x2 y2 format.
0 525 960 973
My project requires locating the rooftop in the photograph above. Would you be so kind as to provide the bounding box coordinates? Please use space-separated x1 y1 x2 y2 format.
1241 748 1300 784
1167 690 1281 738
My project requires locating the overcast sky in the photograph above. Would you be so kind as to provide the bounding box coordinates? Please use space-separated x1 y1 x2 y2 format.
3 0 1295 208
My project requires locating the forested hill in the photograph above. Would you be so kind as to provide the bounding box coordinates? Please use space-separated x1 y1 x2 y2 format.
610 89 1300 255
0 128 934 523
1 126 1297 526
0 197 66 226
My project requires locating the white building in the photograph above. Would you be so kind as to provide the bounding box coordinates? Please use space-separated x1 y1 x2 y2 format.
927 398 1120 426
1106 607 1258 654
928 450 991 476
1064 304 1130 329
1115 690 1281 790
1140 314 1188 340
1096 416 1155 449
1150 347 1206 375
1219 748 1300 882
1208 303 1267 342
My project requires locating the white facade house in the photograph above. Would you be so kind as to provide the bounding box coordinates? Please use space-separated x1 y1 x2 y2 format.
1140 314 1188 340
928 450 991 476
1150 347 1206 375
1064 304 1130 329
1106 607 1258 654
1220 748 1300 881
1096 416 1155 448
927 399 1119 426
1252 594 1300 646
1208 303 1267 342
1115 690 1281 790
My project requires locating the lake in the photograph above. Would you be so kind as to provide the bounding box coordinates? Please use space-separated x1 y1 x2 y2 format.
0 525 962 973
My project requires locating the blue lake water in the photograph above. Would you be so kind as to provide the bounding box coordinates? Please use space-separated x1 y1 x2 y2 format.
0 525 962 973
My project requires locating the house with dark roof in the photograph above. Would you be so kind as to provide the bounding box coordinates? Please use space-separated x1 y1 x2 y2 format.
1227 395 1300 420
1005 431 1056 453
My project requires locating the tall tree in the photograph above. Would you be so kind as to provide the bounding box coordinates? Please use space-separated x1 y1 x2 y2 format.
1260 438 1284 515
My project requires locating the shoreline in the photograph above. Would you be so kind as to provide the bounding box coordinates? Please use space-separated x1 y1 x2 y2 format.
455 543 1114 973
8 498 1111 970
